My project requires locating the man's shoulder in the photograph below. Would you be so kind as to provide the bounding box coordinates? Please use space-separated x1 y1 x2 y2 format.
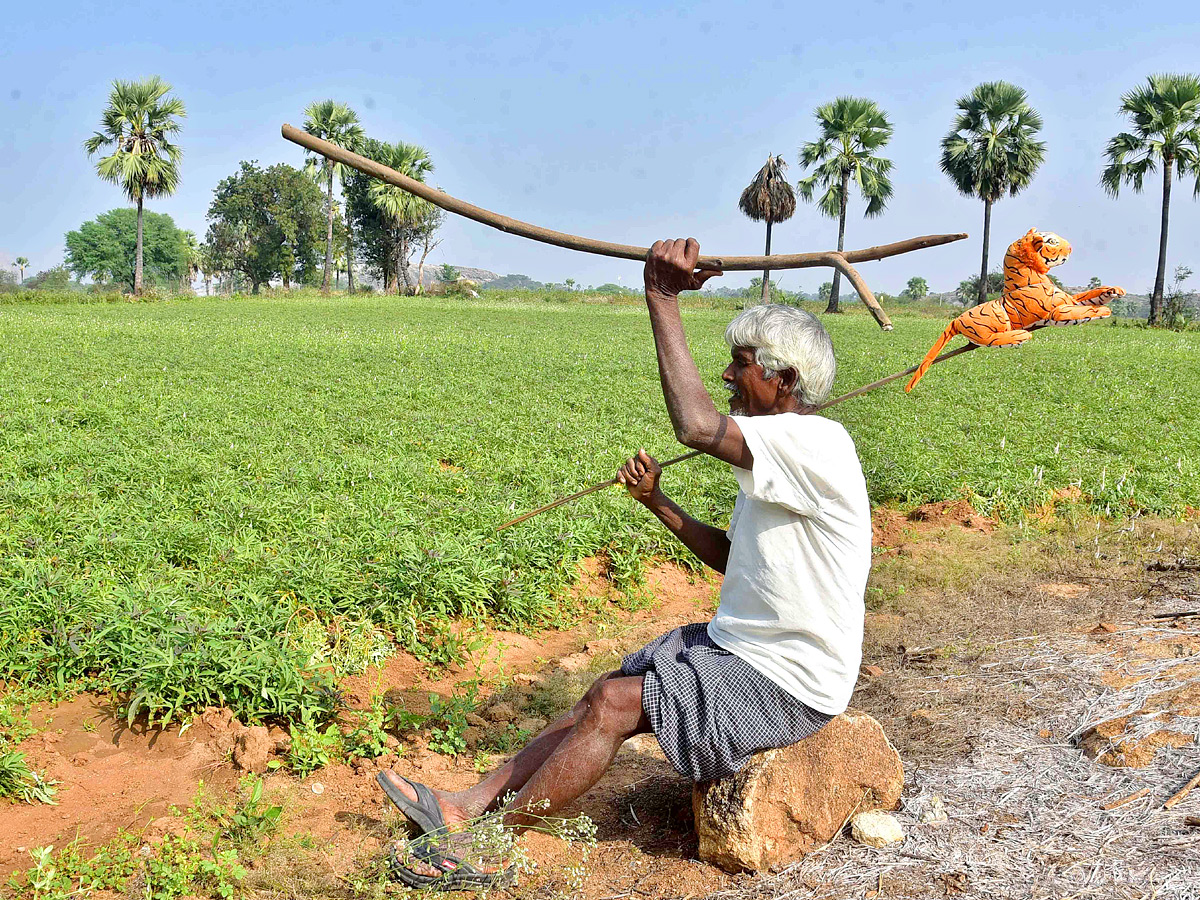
754 411 854 445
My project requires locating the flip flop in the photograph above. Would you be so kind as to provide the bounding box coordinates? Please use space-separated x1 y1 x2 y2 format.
388 831 515 891
376 772 447 836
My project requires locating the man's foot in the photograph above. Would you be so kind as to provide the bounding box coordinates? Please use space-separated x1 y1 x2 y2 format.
388 831 513 889
377 770 474 831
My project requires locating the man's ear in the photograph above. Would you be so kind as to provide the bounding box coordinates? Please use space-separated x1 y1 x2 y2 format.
776 367 799 398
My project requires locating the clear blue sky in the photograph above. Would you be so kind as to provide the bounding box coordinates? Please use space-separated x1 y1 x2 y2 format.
3 0 1198 294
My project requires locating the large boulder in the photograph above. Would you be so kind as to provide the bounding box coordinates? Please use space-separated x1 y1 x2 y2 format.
692 709 904 873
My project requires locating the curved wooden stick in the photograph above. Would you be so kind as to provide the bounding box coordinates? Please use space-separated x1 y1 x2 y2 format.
282 124 967 330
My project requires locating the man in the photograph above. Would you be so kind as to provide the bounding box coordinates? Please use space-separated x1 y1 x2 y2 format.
380 238 872 889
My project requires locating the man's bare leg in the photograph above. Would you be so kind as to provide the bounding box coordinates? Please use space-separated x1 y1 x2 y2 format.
379 671 642 826
503 673 649 828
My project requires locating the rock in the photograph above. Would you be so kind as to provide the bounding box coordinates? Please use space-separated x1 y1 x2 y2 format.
232 725 273 773
555 652 592 674
466 713 488 728
461 726 483 747
584 639 619 656
512 673 536 686
693 709 904 873
860 664 884 678
1078 714 1193 767
851 811 905 847
384 734 400 750
484 702 517 724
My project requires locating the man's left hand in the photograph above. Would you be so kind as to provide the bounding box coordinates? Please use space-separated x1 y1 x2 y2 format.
645 238 722 302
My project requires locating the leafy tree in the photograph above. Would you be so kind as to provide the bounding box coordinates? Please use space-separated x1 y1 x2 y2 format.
65 208 191 291
1163 264 1196 330
12 256 29 283
1101 73 1200 325
818 281 833 304
25 266 73 291
439 263 460 283
366 141 434 294
941 81 1046 307
746 277 792 305
957 270 1004 305
739 155 796 305
902 276 929 301
302 101 364 293
1088 276 1103 290
797 97 894 314
84 77 186 295
413 205 444 293
204 161 325 293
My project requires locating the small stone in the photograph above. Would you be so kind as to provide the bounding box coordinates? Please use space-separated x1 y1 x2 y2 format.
860 664 884 678
512 673 535 686
851 811 905 847
465 713 488 728
383 734 400 750
310 782 324 795
1091 622 1118 635
918 795 948 825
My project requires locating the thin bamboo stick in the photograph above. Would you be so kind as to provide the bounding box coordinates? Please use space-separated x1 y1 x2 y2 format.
495 339 981 531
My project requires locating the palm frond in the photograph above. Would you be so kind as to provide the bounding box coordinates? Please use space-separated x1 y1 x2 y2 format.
796 96 894 222
738 155 796 223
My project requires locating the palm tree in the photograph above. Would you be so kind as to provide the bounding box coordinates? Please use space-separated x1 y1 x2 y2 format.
368 141 434 294
797 97 894 313
84 77 185 296
1101 73 1200 325
12 257 28 283
940 81 1046 307
739 155 796 305
302 100 365 293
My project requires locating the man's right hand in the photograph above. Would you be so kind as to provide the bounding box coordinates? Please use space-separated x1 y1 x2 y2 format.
616 449 662 505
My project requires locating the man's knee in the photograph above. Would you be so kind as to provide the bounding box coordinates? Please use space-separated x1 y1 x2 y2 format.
578 674 645 737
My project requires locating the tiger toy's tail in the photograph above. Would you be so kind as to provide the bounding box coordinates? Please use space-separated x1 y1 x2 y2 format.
905 321 958 392
906 300 1032 392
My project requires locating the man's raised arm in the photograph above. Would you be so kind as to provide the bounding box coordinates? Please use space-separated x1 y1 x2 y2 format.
643 238 752 469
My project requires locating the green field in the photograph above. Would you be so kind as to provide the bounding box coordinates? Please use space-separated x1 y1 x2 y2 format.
1 293 1197 725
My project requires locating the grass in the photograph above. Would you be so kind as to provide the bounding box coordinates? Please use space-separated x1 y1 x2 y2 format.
0 290 1197 727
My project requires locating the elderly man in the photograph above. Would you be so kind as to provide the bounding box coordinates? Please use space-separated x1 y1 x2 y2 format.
380 238 872 889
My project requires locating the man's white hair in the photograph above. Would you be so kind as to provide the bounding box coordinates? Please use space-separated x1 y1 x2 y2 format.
724 304 836 406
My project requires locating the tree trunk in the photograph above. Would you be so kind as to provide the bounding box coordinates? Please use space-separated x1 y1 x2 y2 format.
398 235 412 294
133 196 144 296
760 220 773 305
825 170 849 314
977 198 993 307
1150 156 1173 326
322 166 334 292
345 208 356 295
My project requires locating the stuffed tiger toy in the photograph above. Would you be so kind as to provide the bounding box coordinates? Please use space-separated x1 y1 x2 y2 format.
905 229 1125 391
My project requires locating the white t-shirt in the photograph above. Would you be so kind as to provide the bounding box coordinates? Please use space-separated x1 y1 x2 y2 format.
706 412 872 715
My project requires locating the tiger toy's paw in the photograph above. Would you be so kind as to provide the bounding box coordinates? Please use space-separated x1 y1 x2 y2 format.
1050 304 1111 324
1096 286 1125 303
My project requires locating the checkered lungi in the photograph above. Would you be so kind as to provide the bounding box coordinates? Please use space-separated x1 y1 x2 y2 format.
621 623 832 782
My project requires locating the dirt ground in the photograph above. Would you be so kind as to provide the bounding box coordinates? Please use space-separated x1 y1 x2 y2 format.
3 502 1199 899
